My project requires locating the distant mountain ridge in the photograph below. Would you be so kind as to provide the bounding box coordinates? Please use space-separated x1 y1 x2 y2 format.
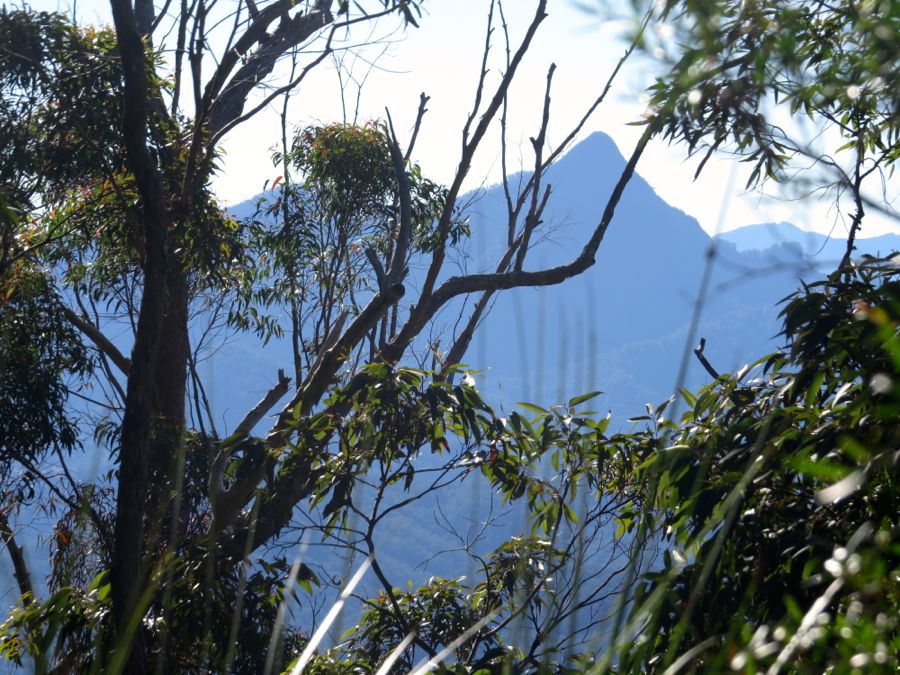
717 221 900 261
225 132 897 419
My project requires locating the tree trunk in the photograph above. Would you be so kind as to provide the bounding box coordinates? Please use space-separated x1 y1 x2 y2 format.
150 264 190 509
109 1 170 672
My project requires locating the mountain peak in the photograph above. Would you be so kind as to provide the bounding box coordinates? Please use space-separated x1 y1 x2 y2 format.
556 130 624 168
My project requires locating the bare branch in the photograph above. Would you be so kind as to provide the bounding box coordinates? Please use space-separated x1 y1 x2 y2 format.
385 125 653 363
365 247 387 290
441 289 495 375
234 369 292 438
839 135 867 270
62 306 132 376
418 0 549 302
694 338 720 379
206 1 334 135
134 0 155 36
404 92 430 162
385 111 412 285
514 63 555 272
205 25 337 149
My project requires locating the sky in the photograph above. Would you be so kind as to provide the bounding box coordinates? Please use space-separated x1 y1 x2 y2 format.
25 0 898 238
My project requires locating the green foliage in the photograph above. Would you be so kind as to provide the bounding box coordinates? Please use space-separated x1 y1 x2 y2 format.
283 122 464 249
287 370 643 673
0 266 90 500
232 122 466 342
342 577 489 671
611 256 900 673
631 0 899 187
289 123 397 220
0 360 639 672
0 8 125 204
4 2 899 673
0 428 319 673
0 570 111 672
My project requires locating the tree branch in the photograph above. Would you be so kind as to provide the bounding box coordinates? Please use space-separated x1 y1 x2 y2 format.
365 247 387 290
206 1 334 136
209 369 291 530
385 125 652 363
235 369 292 438
404 92 430 162
62 306 132 375
223 124 651 559
839 135 867 271
267 286 403 448
181 1 335 210
385 112 412 286
693 338 720 379
514 63 555 272
0 508 34 606
417 0 548 303
215 0 648 564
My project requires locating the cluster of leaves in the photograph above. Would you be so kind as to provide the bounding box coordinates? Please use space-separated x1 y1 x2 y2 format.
232 122 465 344
612 256 900 673
289 123 398 222
0 8 125 206
0 550 314 673
633 0 899 186
0 267 91 501
0 7 240 325
0 352 641 672
0 426 319 673
292 378 644 673
152 551 315 673
284 122 465 251
0 569 111 673
330 577 491 672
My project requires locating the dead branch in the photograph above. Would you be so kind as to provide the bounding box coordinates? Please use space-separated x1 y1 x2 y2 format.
235 368 292 438
418 0 549 303
384 125 653 363
385 110 413 285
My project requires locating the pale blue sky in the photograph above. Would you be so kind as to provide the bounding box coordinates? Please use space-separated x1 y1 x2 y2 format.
23 0 899 237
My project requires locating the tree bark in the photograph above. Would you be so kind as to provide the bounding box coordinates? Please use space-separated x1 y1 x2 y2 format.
151 264 190 469
109 1 171 671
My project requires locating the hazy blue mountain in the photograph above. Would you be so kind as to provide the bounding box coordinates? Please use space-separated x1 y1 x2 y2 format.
213 133 899 422
718 221 900 261
456 133 805 419
211 132 897 582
